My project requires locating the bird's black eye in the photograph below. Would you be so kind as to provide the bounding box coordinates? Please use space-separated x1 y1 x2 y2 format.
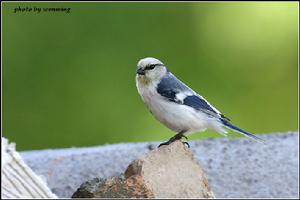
145 64 157 70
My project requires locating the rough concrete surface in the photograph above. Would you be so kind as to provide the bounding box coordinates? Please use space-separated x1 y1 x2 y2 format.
20 132 299 198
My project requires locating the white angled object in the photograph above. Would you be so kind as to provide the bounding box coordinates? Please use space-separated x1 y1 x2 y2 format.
1 137 57 199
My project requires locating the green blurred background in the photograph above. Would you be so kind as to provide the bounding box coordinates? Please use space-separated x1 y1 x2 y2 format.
3 2 298 150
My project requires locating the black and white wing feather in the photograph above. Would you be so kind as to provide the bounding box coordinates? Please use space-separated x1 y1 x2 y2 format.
156 72 230 120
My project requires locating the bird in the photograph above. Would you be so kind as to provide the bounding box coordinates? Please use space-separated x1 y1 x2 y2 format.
135 57 265 147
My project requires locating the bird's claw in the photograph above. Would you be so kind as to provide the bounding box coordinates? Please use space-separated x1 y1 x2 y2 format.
158 132 189 148
158 141 170 148
182 141 190 148
158 140 190 148
182 135 188 140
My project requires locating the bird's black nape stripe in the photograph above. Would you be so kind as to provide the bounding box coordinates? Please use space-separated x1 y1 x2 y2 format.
144 63 164 71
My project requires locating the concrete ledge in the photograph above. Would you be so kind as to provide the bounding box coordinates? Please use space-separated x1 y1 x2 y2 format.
20 132 299 198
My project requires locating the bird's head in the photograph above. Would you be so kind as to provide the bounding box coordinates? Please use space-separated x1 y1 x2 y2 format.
136 57 168 84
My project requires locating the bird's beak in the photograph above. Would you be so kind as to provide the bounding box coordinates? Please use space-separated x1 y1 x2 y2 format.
137 68 145 75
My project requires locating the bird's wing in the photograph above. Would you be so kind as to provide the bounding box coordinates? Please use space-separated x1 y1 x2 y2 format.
156 73 191 103
183 94 230 121
156 73 230 120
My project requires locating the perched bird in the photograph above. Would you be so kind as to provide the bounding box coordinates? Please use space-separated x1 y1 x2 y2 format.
135 57 265 147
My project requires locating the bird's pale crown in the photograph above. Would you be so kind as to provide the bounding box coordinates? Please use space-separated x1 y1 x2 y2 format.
137 57 164 69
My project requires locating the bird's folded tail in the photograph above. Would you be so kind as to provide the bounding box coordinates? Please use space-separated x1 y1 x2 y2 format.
220 118 265 144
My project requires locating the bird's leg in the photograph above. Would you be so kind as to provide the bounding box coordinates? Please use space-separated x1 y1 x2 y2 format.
158 131 190 148
181 135 188 140
182 141 190 148
179 134 190 148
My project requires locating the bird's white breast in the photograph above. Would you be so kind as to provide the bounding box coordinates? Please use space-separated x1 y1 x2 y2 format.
136 77 209 134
